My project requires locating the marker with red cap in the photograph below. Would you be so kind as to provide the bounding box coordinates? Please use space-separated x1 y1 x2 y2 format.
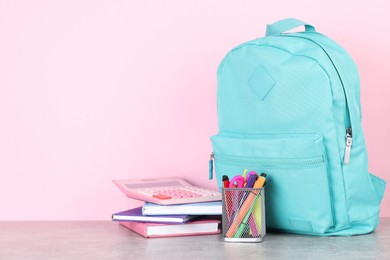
222 175 230 188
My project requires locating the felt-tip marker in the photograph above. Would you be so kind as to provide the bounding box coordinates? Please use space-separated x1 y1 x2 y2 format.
254 173 266 188
222 175 230 188
245 173 258 188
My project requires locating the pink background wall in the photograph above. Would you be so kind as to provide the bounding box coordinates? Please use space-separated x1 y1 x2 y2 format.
0 1 389 220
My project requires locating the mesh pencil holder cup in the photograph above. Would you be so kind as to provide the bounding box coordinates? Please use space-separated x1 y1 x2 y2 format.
222 187 266 242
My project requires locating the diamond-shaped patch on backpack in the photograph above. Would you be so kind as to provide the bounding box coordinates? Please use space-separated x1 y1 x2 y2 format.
248 65 276 101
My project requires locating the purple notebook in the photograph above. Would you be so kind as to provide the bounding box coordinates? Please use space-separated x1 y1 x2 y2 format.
112 207 197 224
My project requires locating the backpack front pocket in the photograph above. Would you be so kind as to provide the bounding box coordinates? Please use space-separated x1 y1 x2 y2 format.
211 133 334 234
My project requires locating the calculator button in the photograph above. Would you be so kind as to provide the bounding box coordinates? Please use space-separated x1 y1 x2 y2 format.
153 194 172 200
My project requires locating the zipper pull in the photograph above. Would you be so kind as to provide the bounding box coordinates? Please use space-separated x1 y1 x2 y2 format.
344 128 353 164
209 153 214 180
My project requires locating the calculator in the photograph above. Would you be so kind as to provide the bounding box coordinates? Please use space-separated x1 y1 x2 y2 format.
113 177 221 205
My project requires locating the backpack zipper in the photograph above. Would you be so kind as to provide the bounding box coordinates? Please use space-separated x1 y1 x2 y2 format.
343 128 353 164
275 34 353 164
213 153 324 166
209 153 214 180
209 152 324 179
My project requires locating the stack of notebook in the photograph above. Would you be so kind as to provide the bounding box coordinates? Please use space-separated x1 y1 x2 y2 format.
112 202 222 238
111 177 222 238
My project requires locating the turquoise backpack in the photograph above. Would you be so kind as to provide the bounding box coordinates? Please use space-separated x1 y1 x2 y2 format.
209 18 386 236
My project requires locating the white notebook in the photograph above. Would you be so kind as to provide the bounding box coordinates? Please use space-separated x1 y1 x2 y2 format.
142 201 222 216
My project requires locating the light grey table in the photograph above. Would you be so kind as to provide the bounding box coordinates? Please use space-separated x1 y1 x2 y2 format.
1 218 389 260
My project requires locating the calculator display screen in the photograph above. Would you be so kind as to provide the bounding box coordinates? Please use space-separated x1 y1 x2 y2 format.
125 181 181 189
